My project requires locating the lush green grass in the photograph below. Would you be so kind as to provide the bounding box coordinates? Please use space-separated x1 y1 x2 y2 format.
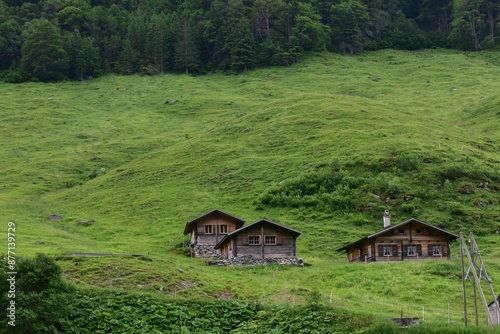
1 49 500 328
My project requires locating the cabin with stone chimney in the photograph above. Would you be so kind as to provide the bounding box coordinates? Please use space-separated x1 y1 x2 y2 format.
214 218 301 260
337 211 459 263
183 209 245 258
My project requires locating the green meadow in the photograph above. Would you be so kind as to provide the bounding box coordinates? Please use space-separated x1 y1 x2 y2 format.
1 49 500 329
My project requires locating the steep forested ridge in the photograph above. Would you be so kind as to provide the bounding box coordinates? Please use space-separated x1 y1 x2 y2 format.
0 0 498 81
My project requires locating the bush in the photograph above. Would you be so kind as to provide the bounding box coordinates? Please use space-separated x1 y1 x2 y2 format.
0 253 75 333
260 168 364 211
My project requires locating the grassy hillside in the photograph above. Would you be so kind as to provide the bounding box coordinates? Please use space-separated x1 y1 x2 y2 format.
1 49 500 326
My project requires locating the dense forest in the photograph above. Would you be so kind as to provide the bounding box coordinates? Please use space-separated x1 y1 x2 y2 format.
0 0 498 81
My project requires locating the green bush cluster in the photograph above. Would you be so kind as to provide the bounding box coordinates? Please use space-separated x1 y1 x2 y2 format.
259 154 499 232
60 291 376 334
260 168 365 211
62 290 259 333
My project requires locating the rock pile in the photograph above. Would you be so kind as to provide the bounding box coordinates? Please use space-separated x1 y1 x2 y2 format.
207 255 304 267
191 245 221 258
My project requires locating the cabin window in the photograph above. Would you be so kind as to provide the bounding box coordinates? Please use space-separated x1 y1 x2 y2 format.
431 245 441 256
219 225 228 234
264 235 277 245
378 245 398 257
405 245 422 257
415 229 421 234
407 245 416 256
383 246 391 256
248 236 260 245
204 225 213 234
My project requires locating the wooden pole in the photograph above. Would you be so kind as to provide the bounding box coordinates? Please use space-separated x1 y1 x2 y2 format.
460 233 468 326
473 276 479 326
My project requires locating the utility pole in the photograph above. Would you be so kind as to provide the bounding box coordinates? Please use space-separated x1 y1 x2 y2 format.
460 232 499 327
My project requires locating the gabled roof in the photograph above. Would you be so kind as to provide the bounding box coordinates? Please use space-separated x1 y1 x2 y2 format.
488 295 500 307
183 209 245 235
214 218 302 249
336 218 459 252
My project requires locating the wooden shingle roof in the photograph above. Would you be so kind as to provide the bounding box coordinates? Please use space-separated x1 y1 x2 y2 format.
214 218 301 249
183 209 245 235
336 217 459 251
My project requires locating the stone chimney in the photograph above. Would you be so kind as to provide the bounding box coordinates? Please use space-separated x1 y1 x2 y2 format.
383 210 391 229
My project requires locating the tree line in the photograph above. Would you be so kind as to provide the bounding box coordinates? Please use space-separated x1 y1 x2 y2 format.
0 0 498 82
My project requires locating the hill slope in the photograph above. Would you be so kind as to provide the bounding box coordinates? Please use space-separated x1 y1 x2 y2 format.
1 49 499 323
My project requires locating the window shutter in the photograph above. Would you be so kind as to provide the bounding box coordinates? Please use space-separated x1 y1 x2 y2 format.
392 245 398 256
402 245 407 256
417 245 422 256
378 245 383 257
242 236 248 245
277 235 282 245
428 245 433 256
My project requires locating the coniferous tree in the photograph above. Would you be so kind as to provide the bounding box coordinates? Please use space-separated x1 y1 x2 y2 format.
227 16 255 71
174 13 200 74
145 13 172 73
63 29 100 80
292 2 330 51
330 0 371 54
117 38 140 74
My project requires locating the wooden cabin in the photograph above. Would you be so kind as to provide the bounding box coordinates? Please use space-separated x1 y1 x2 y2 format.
214 219 301 259
183 209 245 258
337 211 459 263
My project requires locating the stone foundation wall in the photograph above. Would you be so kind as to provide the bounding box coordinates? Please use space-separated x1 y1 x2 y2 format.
207 256 304 267
191 245 221 258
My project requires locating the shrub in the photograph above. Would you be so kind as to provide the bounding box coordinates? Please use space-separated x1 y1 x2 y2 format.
0 253 75 333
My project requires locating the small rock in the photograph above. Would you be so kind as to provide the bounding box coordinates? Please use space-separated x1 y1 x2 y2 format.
48 214 62 221
177 268 184 273
77 220 94 226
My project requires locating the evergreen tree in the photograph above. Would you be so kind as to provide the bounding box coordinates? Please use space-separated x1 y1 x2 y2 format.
292 2 330 51
116 38 139 73
63 29 100 80
145 13 172 73
174 14 200 74
418 0 453 35
20 18 69 81
330 0 371 54
227 16 255 71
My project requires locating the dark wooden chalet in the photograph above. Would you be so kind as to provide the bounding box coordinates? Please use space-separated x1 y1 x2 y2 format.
214 219 301 259
337 211 459 263
183 209 245 258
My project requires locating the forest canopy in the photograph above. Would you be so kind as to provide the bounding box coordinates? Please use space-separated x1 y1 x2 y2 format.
0 0 498 81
